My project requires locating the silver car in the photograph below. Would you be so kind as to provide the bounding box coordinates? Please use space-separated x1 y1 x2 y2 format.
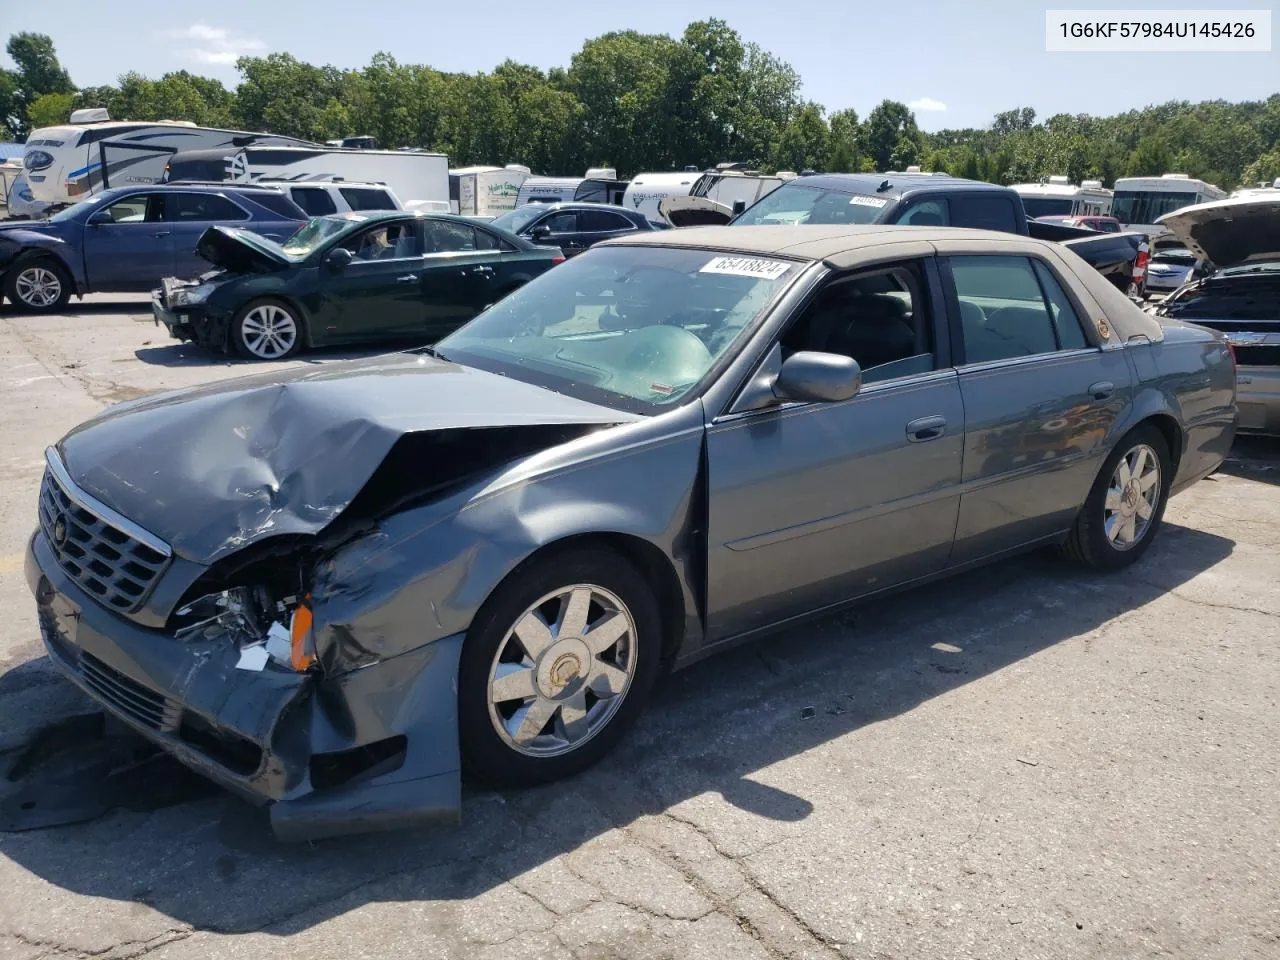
26 225 1237 841
1142 246 1200 295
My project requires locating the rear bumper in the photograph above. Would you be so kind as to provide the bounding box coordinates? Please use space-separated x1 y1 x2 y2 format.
1236 364 1280 436
26 528 463 841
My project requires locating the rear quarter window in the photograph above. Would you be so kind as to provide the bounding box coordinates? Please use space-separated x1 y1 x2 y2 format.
290 187 338 216
340 187 397 211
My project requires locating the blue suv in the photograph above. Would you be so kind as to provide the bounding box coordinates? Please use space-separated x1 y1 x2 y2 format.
0 184 306 312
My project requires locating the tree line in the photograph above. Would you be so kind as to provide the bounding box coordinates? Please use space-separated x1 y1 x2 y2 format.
3 25 1279 189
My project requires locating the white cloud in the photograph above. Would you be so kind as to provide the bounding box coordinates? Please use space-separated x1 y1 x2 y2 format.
907 97 948 113
158 24 267 67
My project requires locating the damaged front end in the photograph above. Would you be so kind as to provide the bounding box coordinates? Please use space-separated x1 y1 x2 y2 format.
152 272 236 354
29 362 642 839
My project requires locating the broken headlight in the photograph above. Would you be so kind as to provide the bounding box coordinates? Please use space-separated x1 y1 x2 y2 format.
168 281 217 306
174 586 316 672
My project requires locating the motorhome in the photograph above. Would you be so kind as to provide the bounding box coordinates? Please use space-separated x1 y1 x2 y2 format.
515 170 629 207
21 109 316 208
1111 173 1227 236
450 165 531 217
1010 175 1113 219
163 144 451 211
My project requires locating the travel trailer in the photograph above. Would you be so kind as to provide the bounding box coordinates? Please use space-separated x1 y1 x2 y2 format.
163 144 451 211
21 109 316 207
450 165 531 217
622 170 702 223
515 170 629 207
1010 175 1114 219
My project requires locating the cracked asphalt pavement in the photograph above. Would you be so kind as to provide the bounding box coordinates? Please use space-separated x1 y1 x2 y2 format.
0 296 1278 960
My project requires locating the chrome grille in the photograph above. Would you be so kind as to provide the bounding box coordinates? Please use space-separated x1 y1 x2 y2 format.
80 652 181 732
38 458 171 613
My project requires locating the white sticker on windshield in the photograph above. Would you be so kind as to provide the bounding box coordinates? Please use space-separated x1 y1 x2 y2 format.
849 195 889 208
699 256 791 280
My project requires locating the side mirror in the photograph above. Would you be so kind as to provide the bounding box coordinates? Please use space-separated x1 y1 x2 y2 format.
773 351 862 403
530 224 551 240
87 209 113 226
731 199 747 216
325 247 353 270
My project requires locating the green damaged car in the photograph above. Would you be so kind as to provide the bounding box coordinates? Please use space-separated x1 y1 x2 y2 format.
153 210 565 360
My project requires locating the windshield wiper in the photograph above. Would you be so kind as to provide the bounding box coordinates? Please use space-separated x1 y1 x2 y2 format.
419 345 451 362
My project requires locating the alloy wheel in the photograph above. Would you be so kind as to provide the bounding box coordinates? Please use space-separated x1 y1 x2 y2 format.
486 583 637 758
14 266 62 308
1104 442 1161 550
240 304 298 359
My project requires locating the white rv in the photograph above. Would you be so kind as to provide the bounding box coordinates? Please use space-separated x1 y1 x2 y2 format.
657 166 790 226
21 109 316 207
1010 175 1114 219
450 164 531 217
1111 173 1227 236
164 144 451 211
622 170 701 223
515 170 629 208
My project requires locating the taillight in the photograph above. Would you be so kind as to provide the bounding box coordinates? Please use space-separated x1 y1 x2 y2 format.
1226 340 1237 370
1133 244 1149 279
551 254 565 265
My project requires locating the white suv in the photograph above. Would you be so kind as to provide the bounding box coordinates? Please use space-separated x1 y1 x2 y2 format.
256 179 404 217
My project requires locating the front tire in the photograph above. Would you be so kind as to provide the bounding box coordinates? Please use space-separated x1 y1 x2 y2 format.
231 298 303 360
458 547 663 788
5 259 72 313
1062 424 1171 572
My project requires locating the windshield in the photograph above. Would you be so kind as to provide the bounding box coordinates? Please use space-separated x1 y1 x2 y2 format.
1153 248 1195 263
489 206 545 234
1021 197 1075 218
435 246 804 413
48 193 110 223
281 216 357 256
1112 190 1198 224
731 182 888 226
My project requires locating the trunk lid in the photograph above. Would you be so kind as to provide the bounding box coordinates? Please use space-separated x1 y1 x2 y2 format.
658 196 734 228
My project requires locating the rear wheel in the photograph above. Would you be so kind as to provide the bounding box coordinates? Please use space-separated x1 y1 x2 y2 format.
1062 424 1171 572
458 547 663 788
5 259 72 313
231 299 303 360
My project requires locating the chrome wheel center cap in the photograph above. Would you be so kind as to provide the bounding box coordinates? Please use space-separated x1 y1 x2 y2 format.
537 638 590 698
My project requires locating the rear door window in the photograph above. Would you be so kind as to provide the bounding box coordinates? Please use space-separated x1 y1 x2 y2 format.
1031 259 1089 349
167 192 249 222
949 195 1020 233
949 255 1064 363
578 209 635 233
290 187 338 216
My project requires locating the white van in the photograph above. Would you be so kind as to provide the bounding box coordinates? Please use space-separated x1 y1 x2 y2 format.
21 110 315 207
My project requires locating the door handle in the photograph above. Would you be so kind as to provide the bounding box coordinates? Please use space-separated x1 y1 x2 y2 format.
396 274 419 283
470 265 494 275
153 231 171 237
906 415 946 442
1088 380 1115 401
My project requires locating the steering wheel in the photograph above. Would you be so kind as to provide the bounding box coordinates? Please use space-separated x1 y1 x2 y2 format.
618 325 713 383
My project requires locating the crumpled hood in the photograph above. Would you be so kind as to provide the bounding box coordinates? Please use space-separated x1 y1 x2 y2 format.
1157 194 1280 268
56 352 639 565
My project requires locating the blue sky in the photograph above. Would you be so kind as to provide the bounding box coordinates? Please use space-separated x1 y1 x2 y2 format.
3 1 1276 132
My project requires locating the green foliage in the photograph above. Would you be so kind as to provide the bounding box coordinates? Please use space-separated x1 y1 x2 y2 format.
5 30 1279 190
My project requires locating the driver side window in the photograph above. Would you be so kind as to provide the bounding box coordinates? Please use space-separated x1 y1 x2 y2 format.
781 260 937 384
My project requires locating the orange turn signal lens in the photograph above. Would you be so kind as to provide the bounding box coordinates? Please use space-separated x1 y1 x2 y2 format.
290 598 315 671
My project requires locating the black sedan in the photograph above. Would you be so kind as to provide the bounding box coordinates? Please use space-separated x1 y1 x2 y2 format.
488 202 667 258
153 211 564 360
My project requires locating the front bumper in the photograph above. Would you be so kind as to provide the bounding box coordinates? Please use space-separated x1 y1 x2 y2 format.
26 528 463 841
1236 364 1280 436
151 293 231 354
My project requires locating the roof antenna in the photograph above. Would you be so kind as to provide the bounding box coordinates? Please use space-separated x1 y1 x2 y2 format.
877 179 892 192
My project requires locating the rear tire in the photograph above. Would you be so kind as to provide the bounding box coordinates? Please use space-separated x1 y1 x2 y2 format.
4 259 72 313
231 298 304 361
1061 424 1171 572
458 547 663 788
